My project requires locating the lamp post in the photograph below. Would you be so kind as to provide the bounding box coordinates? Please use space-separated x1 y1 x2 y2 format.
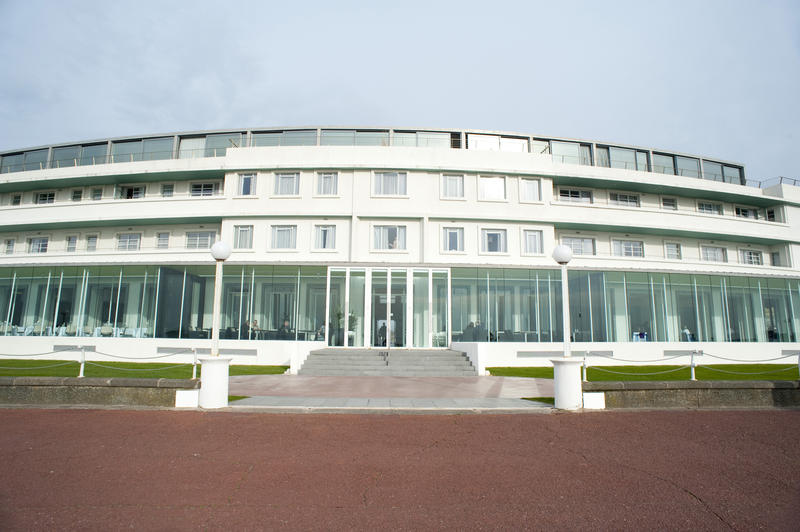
550 244 582 410
199 241 232 409
552 245 572 357
210 241 232 356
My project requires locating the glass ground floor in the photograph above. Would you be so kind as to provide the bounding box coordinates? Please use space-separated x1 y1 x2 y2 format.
0 264 798 344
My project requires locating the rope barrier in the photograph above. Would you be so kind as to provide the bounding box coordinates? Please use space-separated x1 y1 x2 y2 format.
0 361 77 371
588 365 691 376
700 352 797 363
0 350 64 358
695 365 796 376
84 361 193 372
91 348 193 360
589 353 687 363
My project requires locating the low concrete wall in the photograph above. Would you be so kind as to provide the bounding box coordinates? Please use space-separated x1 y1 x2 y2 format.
0 377 200 407
583 380 800 409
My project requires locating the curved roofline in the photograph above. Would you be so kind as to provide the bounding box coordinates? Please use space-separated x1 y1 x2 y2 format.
0 125 746 168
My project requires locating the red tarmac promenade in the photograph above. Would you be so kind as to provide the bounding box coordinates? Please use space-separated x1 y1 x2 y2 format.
1 408 798 530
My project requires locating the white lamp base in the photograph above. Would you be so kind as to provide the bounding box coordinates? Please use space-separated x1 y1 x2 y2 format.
551 358 583 410
198 357 232 409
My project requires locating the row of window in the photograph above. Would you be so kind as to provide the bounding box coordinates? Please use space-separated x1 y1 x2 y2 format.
558 188 779 221
562 236 776 265
4 231 218 254
0 129 745 186
5 173 780 223
4 228 779 267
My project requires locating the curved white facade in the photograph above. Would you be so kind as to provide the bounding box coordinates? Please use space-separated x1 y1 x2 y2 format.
1 127 799 369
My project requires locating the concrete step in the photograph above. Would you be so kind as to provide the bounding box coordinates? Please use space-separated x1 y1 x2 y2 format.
298 369 478 377
299 348 477 376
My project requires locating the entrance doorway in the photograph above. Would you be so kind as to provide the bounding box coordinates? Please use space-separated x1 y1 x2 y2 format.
325 267 450 348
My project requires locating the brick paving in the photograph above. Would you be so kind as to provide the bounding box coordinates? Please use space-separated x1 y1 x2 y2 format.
1 408 798 530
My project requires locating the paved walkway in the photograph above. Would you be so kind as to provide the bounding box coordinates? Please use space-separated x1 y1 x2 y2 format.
228 375 554 413
2 409 798 529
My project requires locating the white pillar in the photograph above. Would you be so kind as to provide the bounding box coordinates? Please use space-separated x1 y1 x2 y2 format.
198 357 231 408
551 358 583 410
561 263 571 357
211 259 223 356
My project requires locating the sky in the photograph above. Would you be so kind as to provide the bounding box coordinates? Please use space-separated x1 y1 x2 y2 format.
0 0 798 181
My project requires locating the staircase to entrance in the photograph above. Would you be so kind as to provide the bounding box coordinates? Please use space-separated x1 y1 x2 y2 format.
299 348 477 376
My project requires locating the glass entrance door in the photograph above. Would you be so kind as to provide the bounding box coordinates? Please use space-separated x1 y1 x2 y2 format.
326 267 449 349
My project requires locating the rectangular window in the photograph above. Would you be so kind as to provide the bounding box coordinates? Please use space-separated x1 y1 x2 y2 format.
373 225 406 250
723 166 742 185
441 174 464 199
519 178 541 202
653 153 675 175
28 237 48 253
92 188 102 201
238 173 256 196
314 225 336 249
522 230 543 254
66 235 77 252
316 172 338 195
612 239 644 257
661 197 677 210
86 235 98 252
156 232 169 249
701 245 726 262
252 129 317 146
271 225 297 249
702 161 723 182
551 141 581 165
562 237 595 256
665 243 682 260
698 202 722 215
275 173 300 195
186 231 215 249
161 184 174 197
117 233 141 251
595 146 610 167
609 192 640 207
478 176 506 201
36 192 55 204
735 206 758 219
766 209 776 222
442 227 464 252
118 186 145 199
374 172 407 196
481 229 507 253
675 156 700 178
771 252 781 267
191 183 218 197
234 225 253 249
4 239 14 254
559 189 592 203
739 250 763 265
11 194 21 205
608 147 636 170
71 190 82 202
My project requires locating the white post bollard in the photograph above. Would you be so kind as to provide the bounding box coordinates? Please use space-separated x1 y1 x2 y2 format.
78 346 85 378
582 357 588 382
690 350 696 381
192 348 197 380
551 358 584 410
198 357 232 409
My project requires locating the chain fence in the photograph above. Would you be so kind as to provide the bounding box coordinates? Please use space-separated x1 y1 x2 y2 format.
0 346 200 379
581 350 800 382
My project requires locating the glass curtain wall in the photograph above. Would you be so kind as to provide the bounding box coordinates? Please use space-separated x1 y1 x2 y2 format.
0 266 797 343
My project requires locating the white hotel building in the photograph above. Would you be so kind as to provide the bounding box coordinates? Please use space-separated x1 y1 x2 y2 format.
0 127 798 370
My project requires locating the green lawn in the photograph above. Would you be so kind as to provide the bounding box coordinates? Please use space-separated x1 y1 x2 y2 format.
522 397 555 405
488 364 799 381
0 359 288 379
